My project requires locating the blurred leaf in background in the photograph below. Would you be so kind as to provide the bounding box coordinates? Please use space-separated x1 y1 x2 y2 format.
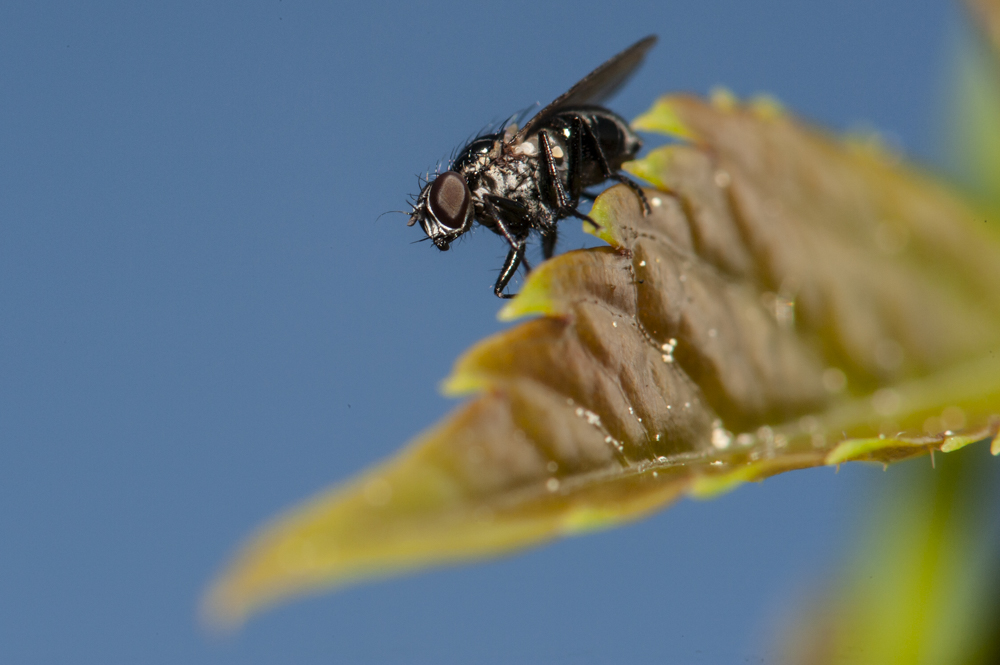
776 2 1000 663
948 0 1000 207
778 451 1000 665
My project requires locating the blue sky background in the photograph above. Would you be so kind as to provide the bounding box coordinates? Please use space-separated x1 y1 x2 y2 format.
0 1 976 663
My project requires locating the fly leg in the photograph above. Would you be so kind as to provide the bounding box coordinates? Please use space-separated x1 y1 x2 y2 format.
541 229 557 260
539 129 599 231
484 196 531 298
538 130 573 210
485 195 532 247
494 243 526 298
614 174 651 215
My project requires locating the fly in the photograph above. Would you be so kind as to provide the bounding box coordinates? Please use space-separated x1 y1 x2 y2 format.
408 35 657 298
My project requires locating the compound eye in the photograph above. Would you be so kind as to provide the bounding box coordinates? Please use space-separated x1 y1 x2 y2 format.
428 171 471 230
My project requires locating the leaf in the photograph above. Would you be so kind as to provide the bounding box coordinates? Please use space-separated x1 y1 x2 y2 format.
203 93 1000 628
952 0 1000 206
774 11 1000 662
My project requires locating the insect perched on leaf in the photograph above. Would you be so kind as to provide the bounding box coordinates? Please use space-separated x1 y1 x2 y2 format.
408 35 657 298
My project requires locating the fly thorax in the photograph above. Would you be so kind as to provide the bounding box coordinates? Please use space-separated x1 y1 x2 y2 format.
512 137 539 157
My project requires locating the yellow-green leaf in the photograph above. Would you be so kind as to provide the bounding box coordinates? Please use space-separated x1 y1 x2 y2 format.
203 93 1000 629
952 0 1000 207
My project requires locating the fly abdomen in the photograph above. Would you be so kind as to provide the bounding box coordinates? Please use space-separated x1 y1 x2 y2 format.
553 106 642 181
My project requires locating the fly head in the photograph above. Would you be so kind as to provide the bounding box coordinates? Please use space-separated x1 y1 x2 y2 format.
408 170 474 251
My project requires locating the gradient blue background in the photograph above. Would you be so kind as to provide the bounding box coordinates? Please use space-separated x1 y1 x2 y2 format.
0 1 968 663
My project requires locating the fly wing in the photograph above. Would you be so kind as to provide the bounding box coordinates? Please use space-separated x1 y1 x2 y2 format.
514 35 657 143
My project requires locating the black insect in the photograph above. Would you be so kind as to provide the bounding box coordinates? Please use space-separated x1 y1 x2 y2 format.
408 35 657 298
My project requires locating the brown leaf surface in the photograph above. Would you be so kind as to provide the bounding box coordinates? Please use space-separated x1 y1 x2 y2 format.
204 94 1000 628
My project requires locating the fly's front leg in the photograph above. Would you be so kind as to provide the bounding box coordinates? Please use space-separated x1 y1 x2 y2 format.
484 196 530 297
541 230 557 260
484 196 526 251
494 243 526 298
